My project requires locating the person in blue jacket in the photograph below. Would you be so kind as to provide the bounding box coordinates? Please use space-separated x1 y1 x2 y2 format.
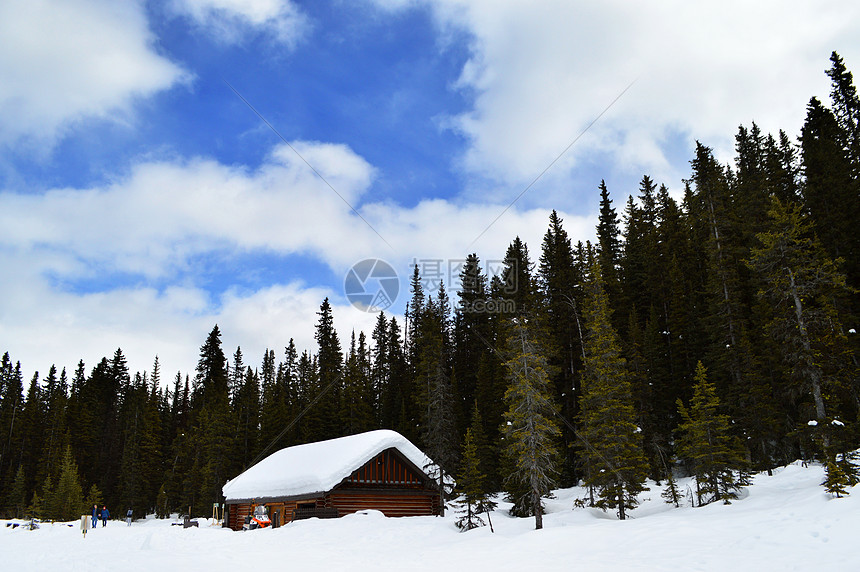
91 504 98 528
100 506 109 527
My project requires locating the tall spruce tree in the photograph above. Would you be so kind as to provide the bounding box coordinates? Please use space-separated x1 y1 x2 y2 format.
0 354 24 509
537 211 582 484
233 356 260 469
747 197 854 431
385 317 415 440
308 298 344 441
416 298 458 512
189 325 235 513
453 254 492 430
826 51 860 176
501 315 560 529
341 331 375 435
578 263 649 520
596 180 624 332
17 372 44 509
800 54 860 315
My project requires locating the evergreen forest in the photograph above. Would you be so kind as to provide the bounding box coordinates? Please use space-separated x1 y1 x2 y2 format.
1 52 858 526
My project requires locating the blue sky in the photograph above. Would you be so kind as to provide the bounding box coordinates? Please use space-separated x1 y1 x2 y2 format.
1 0 859 381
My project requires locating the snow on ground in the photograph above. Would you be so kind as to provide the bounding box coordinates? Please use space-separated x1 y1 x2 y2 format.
3 461 857 571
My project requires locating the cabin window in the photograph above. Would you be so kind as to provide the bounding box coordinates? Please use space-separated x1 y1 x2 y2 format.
298 502 315 510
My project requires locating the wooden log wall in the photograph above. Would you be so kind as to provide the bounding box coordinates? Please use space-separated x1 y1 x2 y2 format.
228 503 251 531
326 489 437 517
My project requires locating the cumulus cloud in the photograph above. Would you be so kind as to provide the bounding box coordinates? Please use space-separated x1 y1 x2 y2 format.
0 0 188 150
168 0 309 46
374 0 860 194
0 250 373 386
0 141 378 278
0 140 588 380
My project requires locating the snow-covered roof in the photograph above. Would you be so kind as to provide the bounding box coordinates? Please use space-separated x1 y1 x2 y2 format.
222 429 438 502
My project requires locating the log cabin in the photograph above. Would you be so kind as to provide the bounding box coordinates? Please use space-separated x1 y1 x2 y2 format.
222 430 445 530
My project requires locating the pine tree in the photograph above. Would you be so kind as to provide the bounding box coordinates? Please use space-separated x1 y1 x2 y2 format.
139 377 163 513
676 362 749 506
6 465 27 518
826 51 860 176
385 317 415 440
26 489 42 520
229 347 245 403
341 331 375 435
406 264 425 378
839 450 860 486
452 253 492 429
189 325 235 513
371 312 390 427
501 236 536 315
103 351 130 501
805 52 860 321
39 365 67 486
259 350 288 454
537 211 583 484
799 93 860 311
118 393 143 515
747 197 853 430
295 350 320 443
51 445 84 521
233 353 260 468
501 316 560 529
156 484 169 518
416 299 458 513
18 372 44 508
455 426 494 531
578 263 649 520
661 461 682 508
308 298 343 441
596 180 623 331
823 455 850 498
0 354 25 510
689 143 756 422
84 484 103 514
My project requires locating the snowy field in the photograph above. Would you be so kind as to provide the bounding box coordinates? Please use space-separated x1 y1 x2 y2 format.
3 461 857 571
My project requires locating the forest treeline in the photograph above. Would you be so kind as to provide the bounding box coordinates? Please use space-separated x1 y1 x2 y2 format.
1 52 858 524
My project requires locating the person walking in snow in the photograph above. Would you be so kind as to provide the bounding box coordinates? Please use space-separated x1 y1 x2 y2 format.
91 504 98 529
126 508 132 526
101 506 109 527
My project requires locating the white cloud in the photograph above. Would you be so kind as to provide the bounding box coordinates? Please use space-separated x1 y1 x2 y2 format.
374 0 860 193
0 142 590 381
0 0 188 150
169 0 309 46
0 141 378 278
0 250 373 386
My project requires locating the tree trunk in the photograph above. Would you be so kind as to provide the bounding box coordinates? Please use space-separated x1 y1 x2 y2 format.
786 268 827 421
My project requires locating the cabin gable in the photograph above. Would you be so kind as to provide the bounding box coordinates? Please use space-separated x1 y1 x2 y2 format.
339 447 432 489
